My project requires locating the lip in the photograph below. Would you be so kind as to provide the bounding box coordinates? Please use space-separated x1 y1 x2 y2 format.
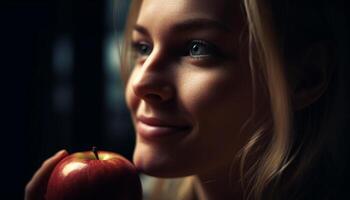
136 116 191 139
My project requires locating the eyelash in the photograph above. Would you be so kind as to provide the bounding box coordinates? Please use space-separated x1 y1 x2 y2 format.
185 40 219 59
131 41 153 58
131 39 221 61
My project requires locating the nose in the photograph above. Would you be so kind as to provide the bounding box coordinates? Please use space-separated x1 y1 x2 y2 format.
132 74 174 103
131 58 175 104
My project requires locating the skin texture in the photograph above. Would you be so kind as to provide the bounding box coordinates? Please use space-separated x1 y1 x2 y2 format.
126 0 269 199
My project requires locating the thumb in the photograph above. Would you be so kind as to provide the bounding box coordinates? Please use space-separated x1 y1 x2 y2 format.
25 150 68 200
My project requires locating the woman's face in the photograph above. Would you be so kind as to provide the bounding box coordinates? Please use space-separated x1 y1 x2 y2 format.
126 0 263 177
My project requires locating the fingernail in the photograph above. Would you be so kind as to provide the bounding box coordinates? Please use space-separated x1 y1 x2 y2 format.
55 149 68 156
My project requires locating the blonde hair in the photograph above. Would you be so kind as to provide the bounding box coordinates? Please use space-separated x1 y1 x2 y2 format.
239 0 293 199
117 0 344 199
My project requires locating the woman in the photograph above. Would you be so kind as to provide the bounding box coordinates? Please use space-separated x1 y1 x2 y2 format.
26 0 349 199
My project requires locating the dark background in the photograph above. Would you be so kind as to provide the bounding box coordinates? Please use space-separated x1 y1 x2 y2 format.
1 0 133 199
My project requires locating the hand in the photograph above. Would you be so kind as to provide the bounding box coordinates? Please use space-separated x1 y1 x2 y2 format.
25 150 68 200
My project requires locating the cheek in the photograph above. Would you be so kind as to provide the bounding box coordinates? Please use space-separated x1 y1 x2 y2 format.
178 67 254 154
179 67 252 123
125 74 140 114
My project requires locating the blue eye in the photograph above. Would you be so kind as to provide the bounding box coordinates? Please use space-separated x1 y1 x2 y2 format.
132 41 152 56
188 40 216 58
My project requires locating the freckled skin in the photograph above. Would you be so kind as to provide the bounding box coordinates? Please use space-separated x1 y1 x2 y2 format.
126 0 268 180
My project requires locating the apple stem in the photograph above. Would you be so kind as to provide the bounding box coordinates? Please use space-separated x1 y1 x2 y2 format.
92 146 100 160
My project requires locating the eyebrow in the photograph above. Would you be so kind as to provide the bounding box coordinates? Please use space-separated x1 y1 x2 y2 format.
133 18 233 36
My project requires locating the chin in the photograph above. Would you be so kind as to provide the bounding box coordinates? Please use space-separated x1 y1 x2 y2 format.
133 143 194 178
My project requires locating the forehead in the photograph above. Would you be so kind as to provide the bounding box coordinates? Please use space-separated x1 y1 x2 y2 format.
137 0 242 28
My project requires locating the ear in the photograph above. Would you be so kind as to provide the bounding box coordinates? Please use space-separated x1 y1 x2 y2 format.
291 42 333 110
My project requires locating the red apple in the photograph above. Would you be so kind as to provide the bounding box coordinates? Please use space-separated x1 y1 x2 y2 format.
46 147 142 200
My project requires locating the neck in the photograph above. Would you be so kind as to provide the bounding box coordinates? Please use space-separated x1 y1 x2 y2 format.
193 164 244 200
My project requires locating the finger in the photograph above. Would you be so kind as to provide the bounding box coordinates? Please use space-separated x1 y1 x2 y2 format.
33 150 68 186
25 149 68 200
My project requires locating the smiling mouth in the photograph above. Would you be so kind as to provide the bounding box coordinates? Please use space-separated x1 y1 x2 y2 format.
136 116 191 139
